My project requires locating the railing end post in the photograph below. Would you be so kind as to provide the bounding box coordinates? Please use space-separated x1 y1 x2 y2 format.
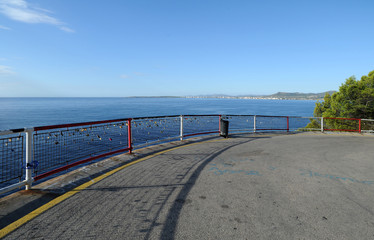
25 178 34 190
254 115 256 133
25 128 34 190
180 115 184 141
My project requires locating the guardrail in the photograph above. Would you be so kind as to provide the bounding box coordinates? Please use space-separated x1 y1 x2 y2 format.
323 117 361 133
0 114 372 195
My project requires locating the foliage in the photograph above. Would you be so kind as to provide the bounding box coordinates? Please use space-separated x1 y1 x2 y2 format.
306 70 374 130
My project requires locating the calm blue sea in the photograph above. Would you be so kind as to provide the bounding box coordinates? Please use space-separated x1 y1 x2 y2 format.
0 98 317 131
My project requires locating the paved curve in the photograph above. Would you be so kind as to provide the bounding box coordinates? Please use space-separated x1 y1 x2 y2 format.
2 133 374 239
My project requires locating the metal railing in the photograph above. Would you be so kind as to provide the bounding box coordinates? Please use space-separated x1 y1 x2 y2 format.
0 129 25 185
323 117 361 133
32 118 132 181
1 114 373 195
361 119 374 133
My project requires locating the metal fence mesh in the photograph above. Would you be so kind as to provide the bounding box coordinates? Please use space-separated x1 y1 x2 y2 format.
183 115 219 136
225 115 255 132
4 114 374 193
289 117 319 131
0 134 24 184
255 116 288 131
33 121 129 175
132 117 180 147
360 119 374 132
323 118 360 132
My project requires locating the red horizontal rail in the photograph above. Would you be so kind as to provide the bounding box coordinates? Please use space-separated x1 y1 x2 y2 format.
34 147 131 181
324 117 360 121
183 131 220 138
323 117 361 133
35 118 130 131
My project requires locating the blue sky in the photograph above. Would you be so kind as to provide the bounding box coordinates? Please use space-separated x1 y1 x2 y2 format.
0 0 373 97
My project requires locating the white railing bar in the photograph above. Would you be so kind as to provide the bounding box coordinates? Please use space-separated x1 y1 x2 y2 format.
180 115 184 141
0 181 27 195
25 128 34 190
288 116 320 119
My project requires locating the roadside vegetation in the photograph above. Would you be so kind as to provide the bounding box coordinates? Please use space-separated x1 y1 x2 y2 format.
307 70 374 130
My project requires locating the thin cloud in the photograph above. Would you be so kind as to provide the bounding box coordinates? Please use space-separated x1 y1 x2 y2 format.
0 24 11 30
134 72 146 76
0 0 74 32
59 26 74 33
120 74 129 79
0 65 15 74
33 6 54 14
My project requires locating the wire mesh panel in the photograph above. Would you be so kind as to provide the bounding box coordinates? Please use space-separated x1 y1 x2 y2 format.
33 121 129 175
0 134 24 185
225 115 255 133
360 119 374 133
183 115 220 136
132 116 180 147
289 117 320 131
255 116 288 131
323 118 360 132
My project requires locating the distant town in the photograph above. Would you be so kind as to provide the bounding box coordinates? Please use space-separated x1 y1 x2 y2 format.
128 91 335 101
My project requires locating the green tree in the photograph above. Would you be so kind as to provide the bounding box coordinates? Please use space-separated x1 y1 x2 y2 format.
307 70 374 130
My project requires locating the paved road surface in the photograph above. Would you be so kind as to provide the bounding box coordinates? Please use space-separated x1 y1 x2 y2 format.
1 133 374 239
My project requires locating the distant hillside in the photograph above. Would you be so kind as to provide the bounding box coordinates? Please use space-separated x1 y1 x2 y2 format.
266 91 336 100
186 91 336 100
127 96 182 98
127 91 336 100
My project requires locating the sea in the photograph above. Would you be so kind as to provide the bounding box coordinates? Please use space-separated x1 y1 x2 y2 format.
0 97 318 193
0 98 317 131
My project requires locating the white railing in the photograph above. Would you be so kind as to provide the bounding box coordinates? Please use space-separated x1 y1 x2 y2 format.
1 114 371 196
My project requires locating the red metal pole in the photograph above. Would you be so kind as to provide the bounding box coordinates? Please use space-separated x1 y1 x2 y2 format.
359 119 361 133
287 116 289 132
128 118 132 153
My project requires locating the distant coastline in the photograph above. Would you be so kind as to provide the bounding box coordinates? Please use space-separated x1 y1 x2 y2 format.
127 91 335 101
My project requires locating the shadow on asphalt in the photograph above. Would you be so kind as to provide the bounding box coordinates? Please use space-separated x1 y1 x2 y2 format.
0 136 224 229
158 137 261 240
0 135 272 236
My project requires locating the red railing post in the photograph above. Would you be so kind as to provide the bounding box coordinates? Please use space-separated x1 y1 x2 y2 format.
128 118 133 153
359 119 361 133
287 116 289 132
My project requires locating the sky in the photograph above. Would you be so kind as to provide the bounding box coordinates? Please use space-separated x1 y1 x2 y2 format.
0 0 373 97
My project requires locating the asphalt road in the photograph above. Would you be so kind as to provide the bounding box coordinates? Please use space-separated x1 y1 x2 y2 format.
1 133 374 239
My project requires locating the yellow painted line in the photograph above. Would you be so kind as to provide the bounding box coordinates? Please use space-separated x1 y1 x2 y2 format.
0 138 225 238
